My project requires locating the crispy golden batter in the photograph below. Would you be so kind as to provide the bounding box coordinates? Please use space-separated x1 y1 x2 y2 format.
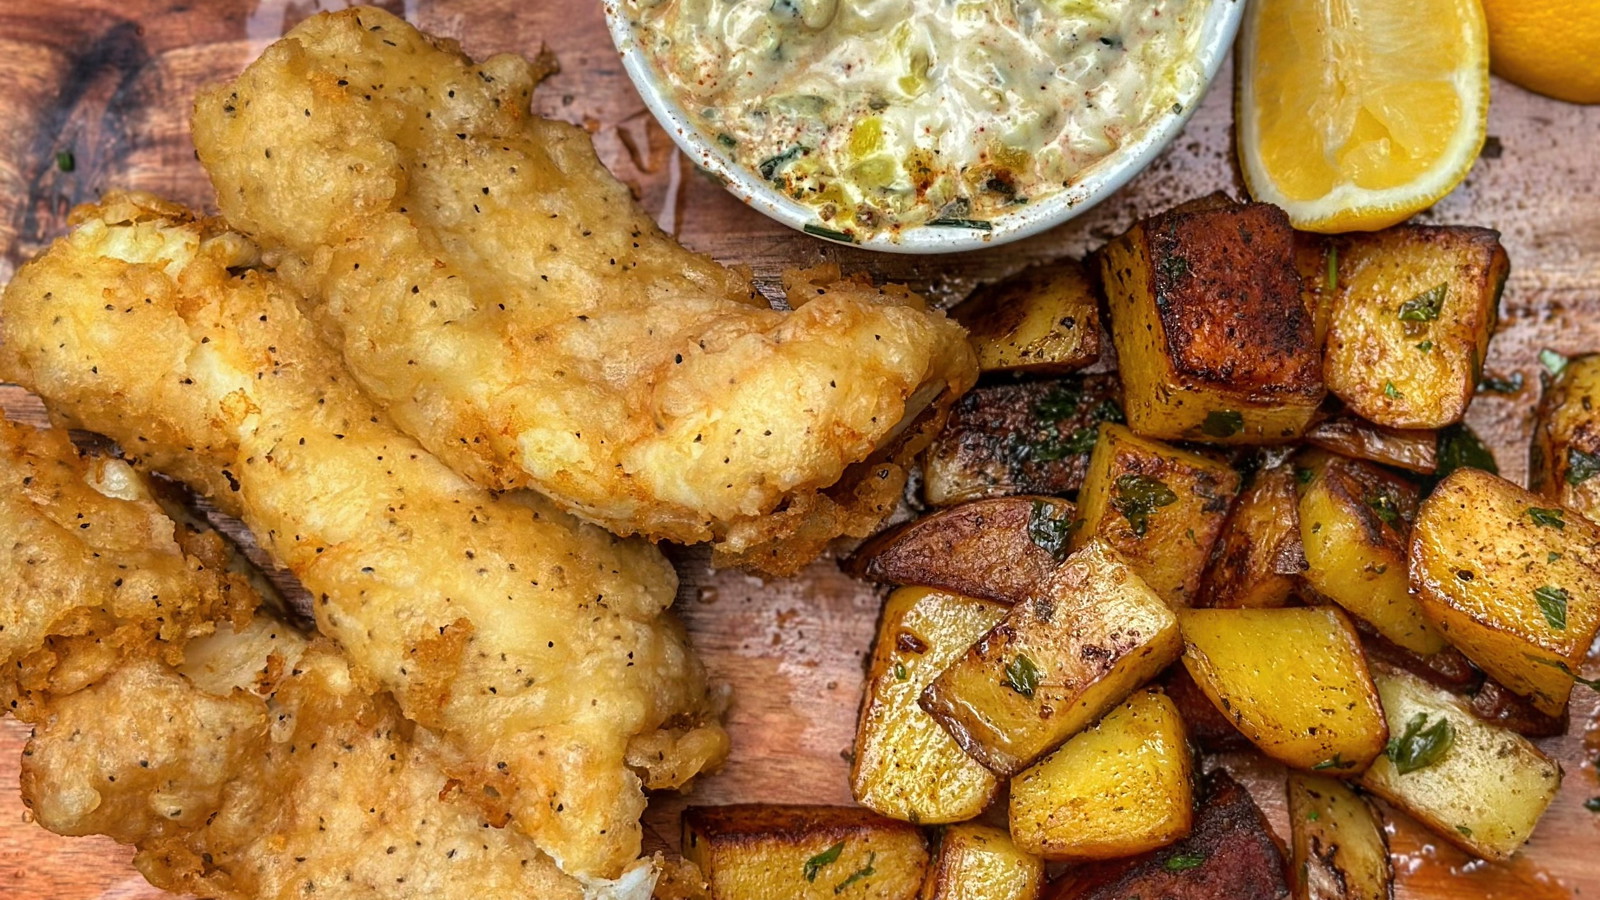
0 416 250 720
189 8 977 572
0 415 596 899
0 193 727 881
26 644 603 900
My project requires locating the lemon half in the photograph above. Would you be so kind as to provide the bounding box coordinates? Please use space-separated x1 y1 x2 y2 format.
1236 0 1491 233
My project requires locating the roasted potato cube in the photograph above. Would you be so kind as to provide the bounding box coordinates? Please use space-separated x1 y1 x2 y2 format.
920 538 1181 776
683 805 929 900
1297 453 1446 655
1303 415 1437 474
1046 771 1290 900
1287 774 1392 900
849 497 1076 605
919 824 1044 900
1009 688 1193 860
1197 463 1302 608
1361 634 1567 736
950 260 1101 375
1323 226 1507 429
1070 424 1240 606
1530 352 1600 523
1469 678 1570 738
923 375 1124 506
1358 671 1561 861
1099 200 1323 443
851 587 1007 823
1410 467 1600 716
1294 231 1337 350
1359 632 1482 694
1159 664 1252 752
1179 607 1388 773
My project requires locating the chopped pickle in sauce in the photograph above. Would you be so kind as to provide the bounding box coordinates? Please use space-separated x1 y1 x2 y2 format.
628 0 1206 237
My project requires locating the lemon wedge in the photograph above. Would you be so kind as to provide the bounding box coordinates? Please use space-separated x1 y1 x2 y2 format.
1236 0 1490 233
1482 0 1600 104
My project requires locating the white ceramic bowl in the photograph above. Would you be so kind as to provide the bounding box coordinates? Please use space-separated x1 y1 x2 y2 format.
604 1 1245 254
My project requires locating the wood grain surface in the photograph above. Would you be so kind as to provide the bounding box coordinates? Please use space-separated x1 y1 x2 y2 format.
2 2 1599 898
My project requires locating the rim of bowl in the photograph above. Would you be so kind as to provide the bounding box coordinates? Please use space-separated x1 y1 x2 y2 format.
602 1 1245 255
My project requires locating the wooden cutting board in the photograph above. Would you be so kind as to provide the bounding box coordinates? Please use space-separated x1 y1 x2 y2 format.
2 2 1598 897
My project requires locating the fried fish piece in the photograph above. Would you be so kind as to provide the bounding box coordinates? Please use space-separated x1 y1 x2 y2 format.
0 415 252 721
0 193 727 881
0 414 603 899
26 642 603 900
189 8 977 573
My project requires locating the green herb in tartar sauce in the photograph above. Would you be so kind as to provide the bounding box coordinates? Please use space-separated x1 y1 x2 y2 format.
627 0 1206 238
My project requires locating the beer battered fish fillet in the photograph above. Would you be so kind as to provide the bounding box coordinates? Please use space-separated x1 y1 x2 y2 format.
29 643 605 900
0 416 601 899
0 417 252 722
189 8 978 573
0 193 727 882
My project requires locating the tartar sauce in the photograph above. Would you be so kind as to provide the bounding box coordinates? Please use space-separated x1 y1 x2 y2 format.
626 0 1207 238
